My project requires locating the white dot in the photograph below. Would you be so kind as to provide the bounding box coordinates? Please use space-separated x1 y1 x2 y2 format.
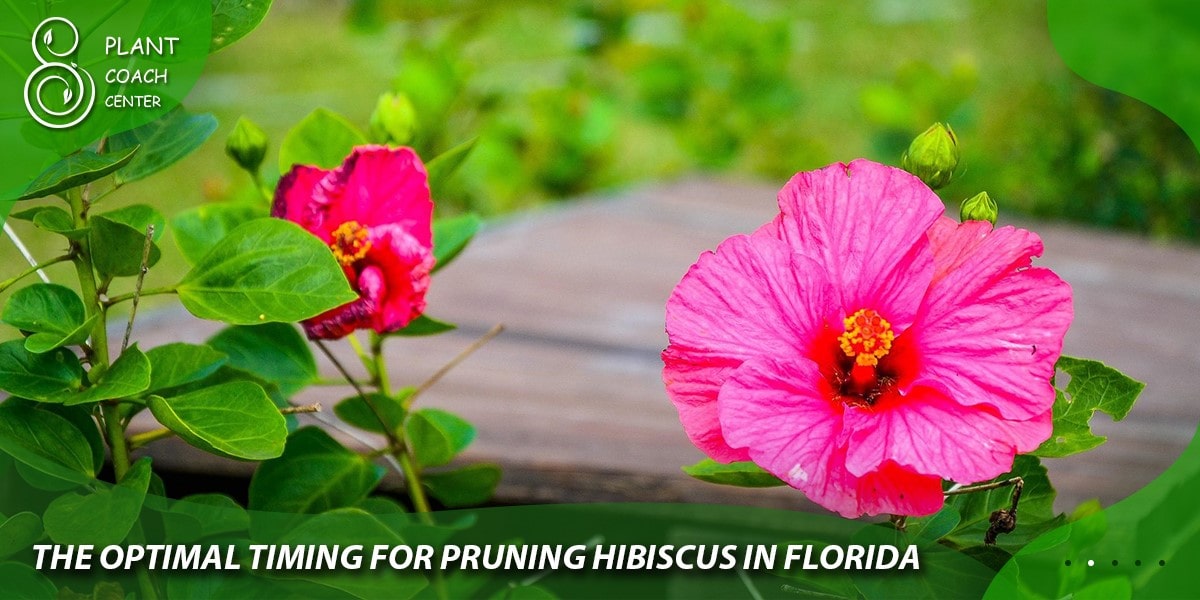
1087 560 1095 567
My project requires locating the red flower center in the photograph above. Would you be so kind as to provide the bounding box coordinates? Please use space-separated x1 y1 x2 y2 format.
827 308 899 408
330 220 372 267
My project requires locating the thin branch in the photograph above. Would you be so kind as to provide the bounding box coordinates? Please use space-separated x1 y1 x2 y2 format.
314 377 369 387
3 223 50 283
128 427 174 450
0 254 71 293
944 476 1024 545
409 323 505 405
104 286 175 306
280 403 322 415
121 225 154 351
311 339 405 476
944 476 1022 496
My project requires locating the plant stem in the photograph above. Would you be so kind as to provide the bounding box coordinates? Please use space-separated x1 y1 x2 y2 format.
102 403 130 479
0 254 71 292
367 333 437 516
105 286 175 306
346 333 373 375
128 427 174 450
67 188 108 369
397 451 432 513
370 333 392 396
319 337 434 516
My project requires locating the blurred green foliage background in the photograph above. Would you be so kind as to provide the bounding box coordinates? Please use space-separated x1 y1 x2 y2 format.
9 0 1200 280
212 0 1199 238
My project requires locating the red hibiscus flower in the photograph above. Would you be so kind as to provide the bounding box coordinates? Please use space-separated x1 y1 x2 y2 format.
273 145 435 340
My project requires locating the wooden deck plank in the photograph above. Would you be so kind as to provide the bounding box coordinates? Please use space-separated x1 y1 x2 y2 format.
129 178 1200 513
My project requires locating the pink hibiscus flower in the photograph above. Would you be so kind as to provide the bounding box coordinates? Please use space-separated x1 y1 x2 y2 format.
273 145 435 340
663 159 1072 517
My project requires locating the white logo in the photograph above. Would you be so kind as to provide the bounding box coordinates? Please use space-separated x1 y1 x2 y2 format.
24 17 96 129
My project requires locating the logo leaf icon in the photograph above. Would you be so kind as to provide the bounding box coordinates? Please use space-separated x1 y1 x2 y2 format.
43 30 53 46
63 88 72 105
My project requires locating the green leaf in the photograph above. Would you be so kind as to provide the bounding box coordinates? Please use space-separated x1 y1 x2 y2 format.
278 108 366 171
207 323 316 397
147 381 287 461
108 108 219 184
0 513 43 560
44 457 152 546
211 0 273 52
98 204 166 242
145 343 228 394
18 403 105 475
177 218 357 325
0 340 82 401
431 214 482 274
1 283 84 332
23 315 98 355
167 494 250 540
682 459 786 488
906 506 961 547
0 402 94 484
9 206 84 239
393 315 457 337
422 463 500 508
0 563 56 600
274 509 428 600
941 455 1064 551
425 137 477 193
63 346 151 406
18 146 140 200
334 390 409 435
1 284 95 354
489 585 558 600
1033 356 1145 458
171 202 267 266
88 216 162 278
144 365 294 429
850 525 996 600
406 408 475 468
249 427 384 513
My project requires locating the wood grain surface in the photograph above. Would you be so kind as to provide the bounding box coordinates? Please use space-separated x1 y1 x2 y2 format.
128 178 1200 513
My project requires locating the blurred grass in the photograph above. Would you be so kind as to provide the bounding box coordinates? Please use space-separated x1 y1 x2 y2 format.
3 0 1198 323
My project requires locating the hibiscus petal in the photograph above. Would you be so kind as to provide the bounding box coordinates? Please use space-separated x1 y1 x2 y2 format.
663 234 835 460
911 222 1072 420
665 234 835 362
717 356 944 517
322 146 433 245
854 461 945 517
842 385 1052 484
772 159 942 331
361 224 434 334
717 356 856 516
272 165 331 235
302 297 375 340
662 348 749 462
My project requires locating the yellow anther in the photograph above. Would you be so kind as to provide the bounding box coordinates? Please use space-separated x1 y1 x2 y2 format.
838 308 895 367
330 221 371 267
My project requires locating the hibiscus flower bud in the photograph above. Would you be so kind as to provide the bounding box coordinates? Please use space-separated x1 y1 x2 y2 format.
369 92 418 146
959 191 998 225
901 122 959 190
225 117 269 174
